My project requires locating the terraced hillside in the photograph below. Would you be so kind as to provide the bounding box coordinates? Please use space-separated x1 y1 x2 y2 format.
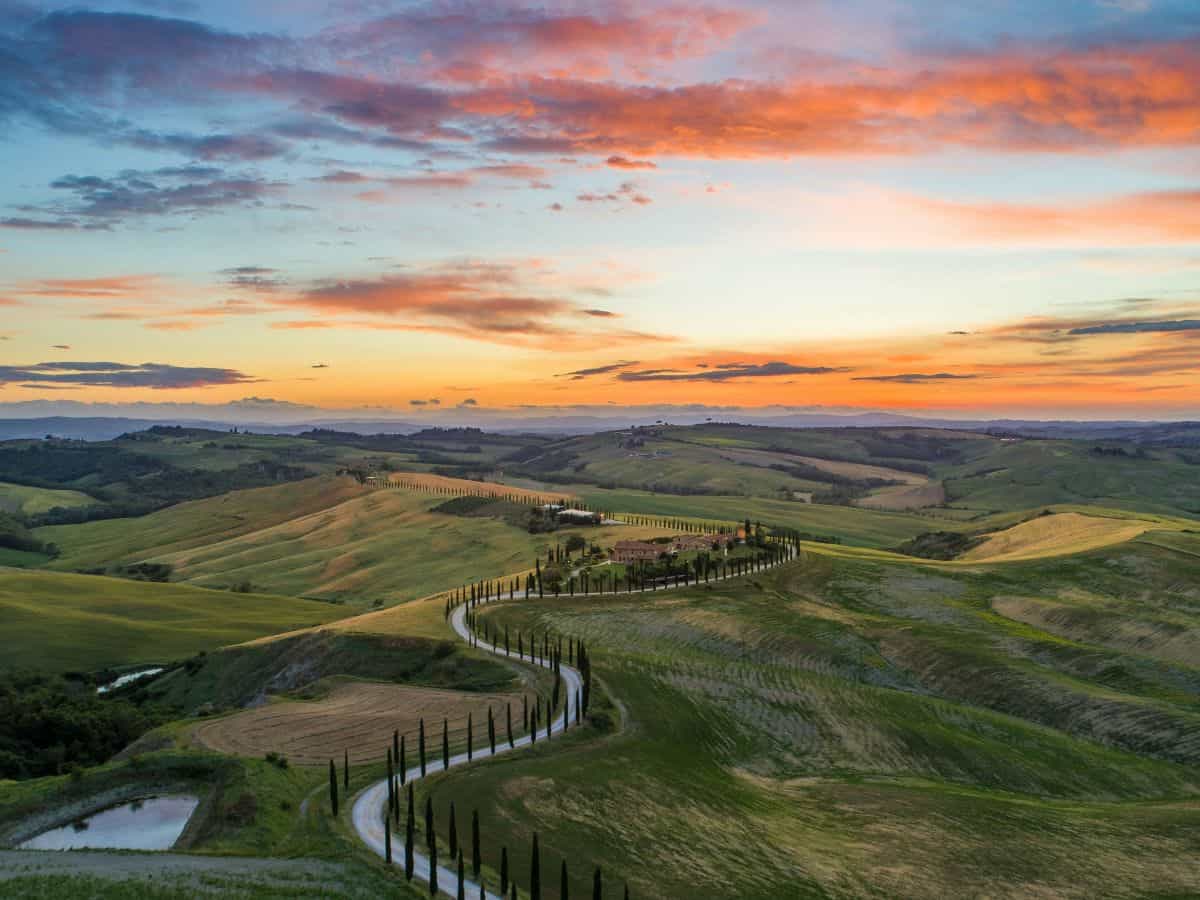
424 536 1200 899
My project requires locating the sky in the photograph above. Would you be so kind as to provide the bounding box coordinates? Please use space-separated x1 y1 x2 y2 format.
1 0 1198 420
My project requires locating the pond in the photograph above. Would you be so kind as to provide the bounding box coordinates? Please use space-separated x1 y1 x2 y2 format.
97 667 164 694
19 794 199 851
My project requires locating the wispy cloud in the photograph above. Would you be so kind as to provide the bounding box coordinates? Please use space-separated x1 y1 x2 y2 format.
617 361 845 382
0 361 257 389
853 372 979 383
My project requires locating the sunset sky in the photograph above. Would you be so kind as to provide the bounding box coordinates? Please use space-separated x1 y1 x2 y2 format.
1 0 1198 419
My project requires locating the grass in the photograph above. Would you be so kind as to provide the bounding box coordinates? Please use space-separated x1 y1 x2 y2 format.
0 747 426 898
960 511 1159 562
0 568 343 674
42 476 670 607
0 481 95 516
410 542 1200 899
570 485 973 547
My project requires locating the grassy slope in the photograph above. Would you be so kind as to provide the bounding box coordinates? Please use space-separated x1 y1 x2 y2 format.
941 439 1200 517
0 568 342 673
0 481 95 515
512 424 1200 521
43 477 668 606
423 542 1200 900
573 485 971 547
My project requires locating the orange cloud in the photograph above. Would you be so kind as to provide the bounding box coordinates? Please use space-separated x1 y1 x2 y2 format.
465 40 1200 158
280 260 672 350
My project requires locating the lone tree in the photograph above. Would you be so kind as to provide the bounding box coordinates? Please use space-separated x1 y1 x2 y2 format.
530 832 541 900
328 759 338 816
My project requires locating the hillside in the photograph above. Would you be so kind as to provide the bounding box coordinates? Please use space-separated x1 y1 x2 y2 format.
448 537 1200 899
500 424 1200 521
42 475 670 605
0 568 342 673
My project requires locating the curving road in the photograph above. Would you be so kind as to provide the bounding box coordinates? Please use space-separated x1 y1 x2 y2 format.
351 544 796 897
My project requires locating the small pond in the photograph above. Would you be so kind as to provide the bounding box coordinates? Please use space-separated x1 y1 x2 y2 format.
18 794 199 851
97 667 164 694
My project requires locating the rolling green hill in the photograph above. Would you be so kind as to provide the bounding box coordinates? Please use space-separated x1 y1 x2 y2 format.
502 424 1200 522
433 538 1200 899
0 568 343 673
42 475 670 605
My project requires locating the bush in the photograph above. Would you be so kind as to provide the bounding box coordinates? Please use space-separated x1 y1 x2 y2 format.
223 792 258 825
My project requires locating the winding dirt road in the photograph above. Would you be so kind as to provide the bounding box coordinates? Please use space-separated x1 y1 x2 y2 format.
351 544 796 897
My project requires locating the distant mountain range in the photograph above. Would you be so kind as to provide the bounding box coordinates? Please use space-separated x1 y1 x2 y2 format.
0 408 1197 443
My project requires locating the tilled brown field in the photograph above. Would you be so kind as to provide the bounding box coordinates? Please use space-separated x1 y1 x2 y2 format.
190 681 533 766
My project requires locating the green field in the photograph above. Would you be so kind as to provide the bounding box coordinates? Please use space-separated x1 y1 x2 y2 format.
0 568 343 673
0 481 95 516
414 539 1200 899
4 421 1200 898
573 484 980 547
42 476 671 605
503 424 1200 522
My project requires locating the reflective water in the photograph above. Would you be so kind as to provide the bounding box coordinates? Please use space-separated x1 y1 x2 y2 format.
97 667 164 694
19 794 199 850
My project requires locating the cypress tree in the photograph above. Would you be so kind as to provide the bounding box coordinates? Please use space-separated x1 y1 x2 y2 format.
624 884 630 900
458 850 466 900
393 729 400 771
530 832 541 900
419 718 427 776
343 748 349 790
400 734 407 784
500 846 509 894
511 884 517 900
471 808 481 876
387 749 395 816
592 867 602 900
467 712 473 761
384 814 392 865
523 695 529 731
507 702 514 748
488 707 496 754
407 783 415 830
429 826 439 896
328 759 338 816
425 795 434 845
405 814 414 880
443 718 450 770
561 860 569 900
449 801 458 859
